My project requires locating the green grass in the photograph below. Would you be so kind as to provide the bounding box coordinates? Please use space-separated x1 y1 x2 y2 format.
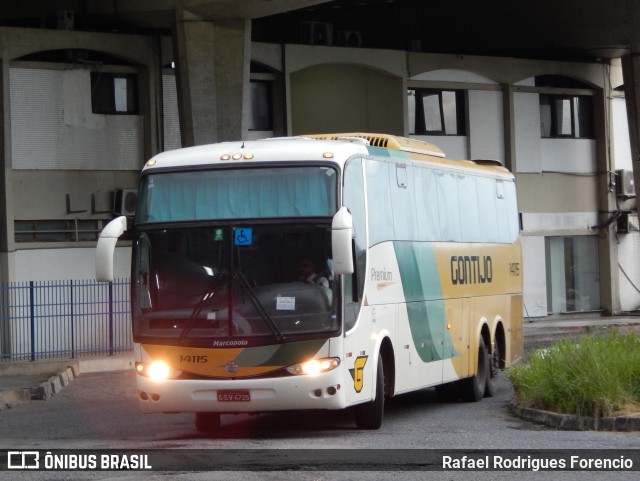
508 331 640 418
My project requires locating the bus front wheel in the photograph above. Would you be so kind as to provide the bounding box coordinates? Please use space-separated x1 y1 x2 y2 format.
354 355 384 430
195 412 221 433
459 336 489 402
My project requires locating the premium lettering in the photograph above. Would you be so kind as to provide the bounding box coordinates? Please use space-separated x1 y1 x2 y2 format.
371 268 393 282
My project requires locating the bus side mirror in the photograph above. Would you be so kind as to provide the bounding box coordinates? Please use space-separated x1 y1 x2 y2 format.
332 207 354 275
96 216 128 282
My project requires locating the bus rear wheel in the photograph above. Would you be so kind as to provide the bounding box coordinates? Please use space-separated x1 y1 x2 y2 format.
485 339 501 397
195 412 221 433
459 336 489 402
354 355 384 430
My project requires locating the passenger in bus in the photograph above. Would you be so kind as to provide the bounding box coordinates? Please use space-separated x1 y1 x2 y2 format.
298 258 329 288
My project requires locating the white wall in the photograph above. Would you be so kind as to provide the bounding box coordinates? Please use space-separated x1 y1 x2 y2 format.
618 233 640 312
13 247 131 282
611 97 639 311
468 90 504 162
540 139 597 173
612 97 633 171
522 236 547 318
514 92 543 173
10 67 143 170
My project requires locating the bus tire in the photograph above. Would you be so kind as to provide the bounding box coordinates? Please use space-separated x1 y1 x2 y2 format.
459 336 489 402
195 412 221 433
485 339 500 398
354 355 384 430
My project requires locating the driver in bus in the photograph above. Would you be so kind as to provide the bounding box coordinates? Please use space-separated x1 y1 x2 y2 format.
298 258 330 288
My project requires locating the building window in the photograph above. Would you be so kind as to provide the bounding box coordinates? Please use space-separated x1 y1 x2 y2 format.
539 94 594 139
545 236 600 314
91 72 138 114
249 80 273 131
408 89 466 135
15 219 108 243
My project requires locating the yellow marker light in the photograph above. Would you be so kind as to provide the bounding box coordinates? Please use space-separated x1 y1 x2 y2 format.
146 159 156 167
322 152 334 159
147 360 171 381
232 153 242 160
286 357 340 376
243 153 255 160
220 154 231 160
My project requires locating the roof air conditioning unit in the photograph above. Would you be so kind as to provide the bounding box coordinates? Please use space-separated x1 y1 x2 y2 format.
615 169 636 198
300 21 332 45
337 31 363 47
114 189 138 217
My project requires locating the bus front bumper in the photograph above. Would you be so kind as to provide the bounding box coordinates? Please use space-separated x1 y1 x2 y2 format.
136 370 347 414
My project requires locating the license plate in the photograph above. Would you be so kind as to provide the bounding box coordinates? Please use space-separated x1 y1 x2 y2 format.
217 390 251 402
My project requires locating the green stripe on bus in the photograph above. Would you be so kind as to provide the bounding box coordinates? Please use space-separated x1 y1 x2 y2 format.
393 241 457 363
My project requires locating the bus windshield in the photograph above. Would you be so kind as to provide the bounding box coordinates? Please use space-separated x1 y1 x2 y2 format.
136 166 337 223
133 223 339 343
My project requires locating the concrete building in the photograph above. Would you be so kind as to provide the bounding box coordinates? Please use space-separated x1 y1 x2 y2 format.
0 0 638 320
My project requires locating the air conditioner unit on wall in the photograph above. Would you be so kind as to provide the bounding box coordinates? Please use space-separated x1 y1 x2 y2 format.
615 169 636 198
336 30 363 47
617 212 639 234
300 22 333 45
114 189 138 217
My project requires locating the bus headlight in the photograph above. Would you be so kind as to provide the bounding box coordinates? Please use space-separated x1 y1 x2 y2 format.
286 357 340 376
136 361 182 381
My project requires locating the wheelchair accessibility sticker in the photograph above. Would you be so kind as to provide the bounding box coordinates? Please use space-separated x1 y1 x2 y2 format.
234 228 253 246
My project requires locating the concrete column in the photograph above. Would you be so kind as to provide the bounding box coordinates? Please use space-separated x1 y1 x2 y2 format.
0 58 15 285
0 57 15 356
501 83 515 173
172 8 250 146
594 88 620 315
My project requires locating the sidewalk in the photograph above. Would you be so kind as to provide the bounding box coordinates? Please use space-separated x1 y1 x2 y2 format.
1 315 639 410
0 355 133 410
523 314 640 349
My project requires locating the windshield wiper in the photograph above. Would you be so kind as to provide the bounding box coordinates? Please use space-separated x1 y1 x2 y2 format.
234 271 286 342
179 288 217 342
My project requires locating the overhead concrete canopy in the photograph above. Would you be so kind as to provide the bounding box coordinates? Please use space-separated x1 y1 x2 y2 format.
0 0 637 62
0 0 332 29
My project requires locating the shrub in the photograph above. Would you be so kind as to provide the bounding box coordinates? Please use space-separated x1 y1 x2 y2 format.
508 331 640 418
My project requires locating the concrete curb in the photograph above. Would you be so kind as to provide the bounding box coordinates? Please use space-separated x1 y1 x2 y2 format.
28 365 78 400
510 402 640 432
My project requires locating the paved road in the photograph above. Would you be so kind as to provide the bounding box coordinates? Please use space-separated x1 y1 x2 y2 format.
1 369 639 480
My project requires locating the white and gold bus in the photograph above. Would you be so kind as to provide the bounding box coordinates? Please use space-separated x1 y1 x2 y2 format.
96 133 523 432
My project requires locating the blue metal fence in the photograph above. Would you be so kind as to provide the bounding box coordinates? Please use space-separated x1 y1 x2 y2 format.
0 278 132 362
